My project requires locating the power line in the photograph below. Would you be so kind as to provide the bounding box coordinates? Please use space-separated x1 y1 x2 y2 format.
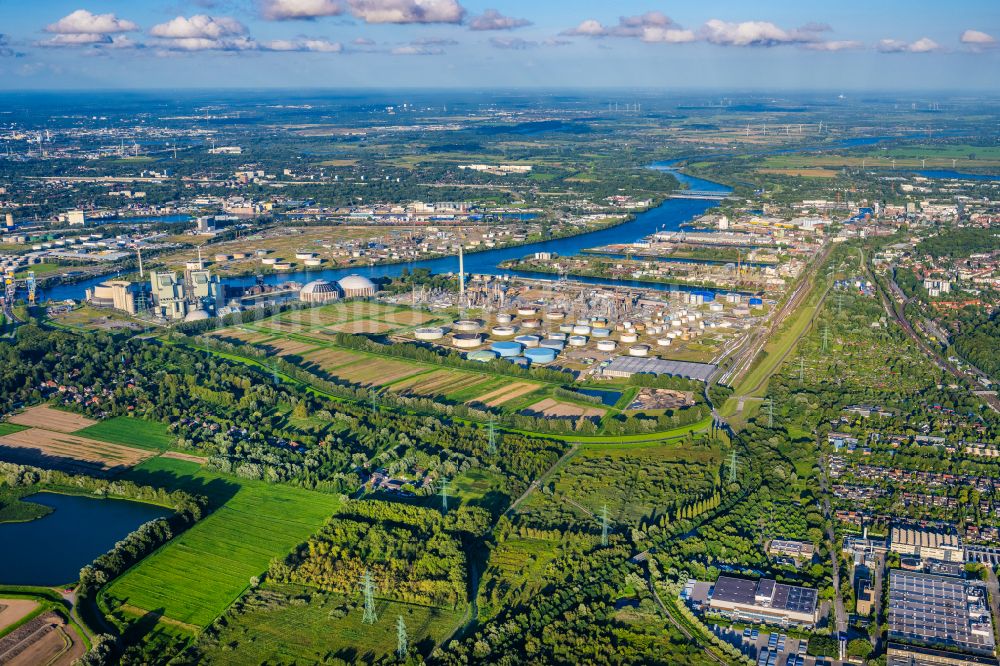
767 397 774 428
728 450 738 484
487 418 497 455
601 503 609 546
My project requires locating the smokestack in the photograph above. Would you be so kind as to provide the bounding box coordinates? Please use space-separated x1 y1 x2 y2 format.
137 247 144 278
458 244 465 307
4 212 12 229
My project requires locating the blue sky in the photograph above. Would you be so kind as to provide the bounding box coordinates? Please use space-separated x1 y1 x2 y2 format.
0 0 997 90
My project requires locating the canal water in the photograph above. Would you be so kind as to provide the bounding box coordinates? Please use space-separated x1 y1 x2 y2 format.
43 168 733 302
0 492 167 586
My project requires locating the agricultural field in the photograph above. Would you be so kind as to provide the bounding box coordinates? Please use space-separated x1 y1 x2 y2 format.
253 301 439 336
520 442 722 528
761 143 1000 170
8 406 96 433
74 416 176 452
0 427 153 474
195 584 464 665
104 458 340 630
522 397 606 420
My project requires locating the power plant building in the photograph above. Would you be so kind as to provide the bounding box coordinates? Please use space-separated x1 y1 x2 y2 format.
706 576 819 627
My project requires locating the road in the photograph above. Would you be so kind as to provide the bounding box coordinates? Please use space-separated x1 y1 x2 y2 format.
504 443 579 516
818 455 848 636
986 568 1000 651
871 553 886 655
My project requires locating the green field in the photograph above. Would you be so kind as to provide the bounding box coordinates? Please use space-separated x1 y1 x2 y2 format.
104 458 340 629
74 417 177 452
0 423 29 436
197 584 463 665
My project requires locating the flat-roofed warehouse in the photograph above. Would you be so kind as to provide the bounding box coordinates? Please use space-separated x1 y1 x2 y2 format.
890 526 964 563
602 356 717 382
707 576 819 627
888 643 999 666
888 570 995 657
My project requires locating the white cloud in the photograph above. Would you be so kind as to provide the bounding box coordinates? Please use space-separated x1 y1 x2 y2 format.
961 29 997 49
489 37 534 49
391 43 444 55
563 19 607 37
564 12 682 39
260 0 344 21
262 38 343 52
40 33 113 47
469 9 530 31
700 19 823 47
640 27 696 44
150 15 247 39
46 9 138 35
803 40 864 52
348 0 465 24
877 37 941 53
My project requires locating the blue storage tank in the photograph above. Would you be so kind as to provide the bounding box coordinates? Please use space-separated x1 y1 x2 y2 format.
693 290 716 302
468 350 499 362
491 341 524 358
539 339 566 351
524 348 557 365
749 297 763 306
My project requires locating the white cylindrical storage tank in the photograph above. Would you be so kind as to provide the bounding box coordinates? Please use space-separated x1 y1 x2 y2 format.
549 332 568 341
628 344 650 357
453 319 481 332
671 319 682 328
414 327 446 341
710 302 724 312
521 319 541 329
524 348 557 365
591 328 611 338
597 340 617 352
295 252 315 260
568 335 588 347
496 313 513 324
572 324 591 335
515 335 541 348
657 338 672 347
305 258 323 267
274 262 292 271
540 339 565 351
517 307 538 317
452 333 482 348
545 311 565 321
620 332 638 343
261 257 278 265
492 325 517 337
558 324 574 333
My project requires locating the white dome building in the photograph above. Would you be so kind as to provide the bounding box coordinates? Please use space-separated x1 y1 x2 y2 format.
184 309 211 323
300 280 342 304
338 274 377 298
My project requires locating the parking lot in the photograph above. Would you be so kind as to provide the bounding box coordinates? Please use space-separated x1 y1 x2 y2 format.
711 625 848 666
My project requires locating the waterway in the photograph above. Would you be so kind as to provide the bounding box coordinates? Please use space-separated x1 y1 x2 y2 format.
0 491 167 586
911 170 1000 181
43 167 734 302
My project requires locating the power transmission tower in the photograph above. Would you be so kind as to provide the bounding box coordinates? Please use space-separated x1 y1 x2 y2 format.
396 615 408 657
487 419 497 455
822 324 830 352
361 569 377 624
439 477 450 513
601 504 609 546
799 357 805 382
728 450 738 484
369 387 378 415
767 397 774 428
837 291 843 317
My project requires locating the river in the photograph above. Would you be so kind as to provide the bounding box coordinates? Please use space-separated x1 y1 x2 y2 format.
43 167 733 302
0 492 167 586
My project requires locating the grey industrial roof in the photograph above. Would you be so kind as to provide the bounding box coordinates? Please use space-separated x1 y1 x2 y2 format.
712 576 817 615
604 355 717 382
712 576 758 605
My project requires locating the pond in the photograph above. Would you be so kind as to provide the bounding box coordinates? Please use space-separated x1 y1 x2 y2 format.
0 491 168 586
574 388 623 407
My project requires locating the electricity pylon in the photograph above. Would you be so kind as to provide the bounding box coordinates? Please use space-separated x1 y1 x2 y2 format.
601 504 609 546
439 477 450 513
487 419 497 455
369 387 378 415
728 450 738 484
396 615 408 657
361 569 377 624
767 397 774 428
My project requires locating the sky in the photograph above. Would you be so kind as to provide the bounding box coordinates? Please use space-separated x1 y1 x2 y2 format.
0 0 998 90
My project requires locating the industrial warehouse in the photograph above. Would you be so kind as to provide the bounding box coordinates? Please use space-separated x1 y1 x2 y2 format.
682 576 819 628
888 571 995 659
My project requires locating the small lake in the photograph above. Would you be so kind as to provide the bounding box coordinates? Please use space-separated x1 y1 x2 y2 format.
574 388 623 407
0 491 168 586
911 170 1000 181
